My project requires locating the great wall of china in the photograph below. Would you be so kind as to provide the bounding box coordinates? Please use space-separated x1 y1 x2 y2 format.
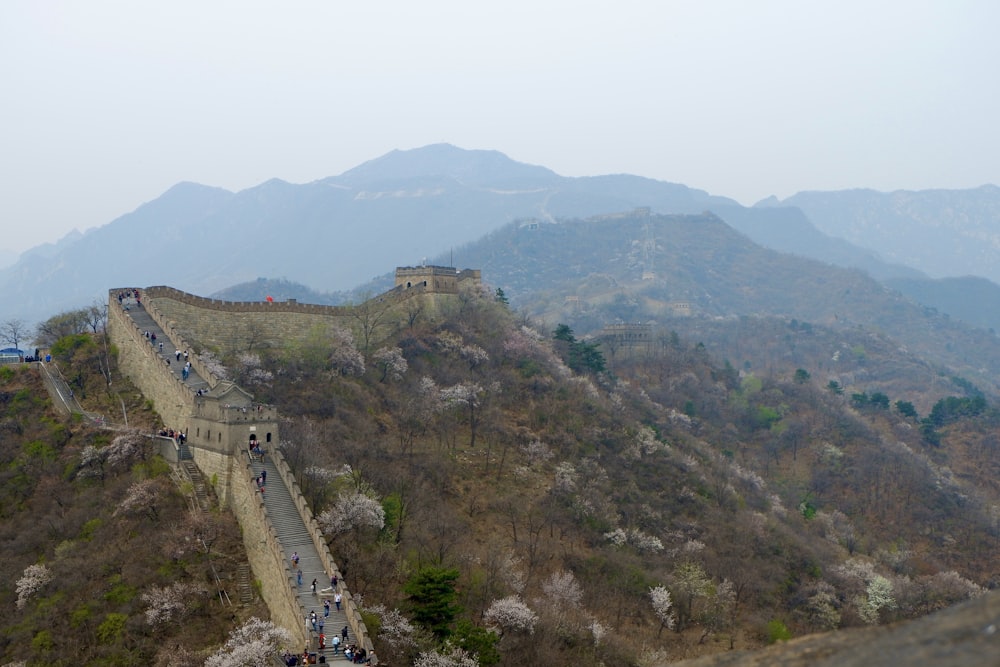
106 266 481 655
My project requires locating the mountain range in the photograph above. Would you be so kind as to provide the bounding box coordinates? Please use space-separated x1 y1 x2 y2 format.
4 144 1000 337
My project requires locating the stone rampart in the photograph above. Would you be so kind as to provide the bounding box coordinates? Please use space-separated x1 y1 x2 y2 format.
268 446 372 651
143 285 420 356
229 450 308 647
139 267 480 359
107 276 463 655
107 299 193 431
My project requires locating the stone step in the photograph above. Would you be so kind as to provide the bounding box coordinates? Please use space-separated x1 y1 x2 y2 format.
236 563 254 604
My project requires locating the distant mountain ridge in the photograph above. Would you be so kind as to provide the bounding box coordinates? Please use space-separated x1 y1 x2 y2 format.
0 144 738 324
3 143 1000 334
760 185 1000 283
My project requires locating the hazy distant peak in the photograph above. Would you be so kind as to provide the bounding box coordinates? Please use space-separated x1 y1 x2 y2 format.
753 195 781 208
18 228 85 262
337 143 559 187
161 181 233 198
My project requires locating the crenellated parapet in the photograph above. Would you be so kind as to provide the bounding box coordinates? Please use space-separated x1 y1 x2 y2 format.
135 266 480 359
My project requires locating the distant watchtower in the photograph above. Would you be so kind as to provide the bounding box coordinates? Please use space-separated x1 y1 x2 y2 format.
395 265 481 293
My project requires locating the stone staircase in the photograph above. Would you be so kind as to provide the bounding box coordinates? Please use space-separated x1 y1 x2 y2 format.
236 563 255 605
123 304 209 392
250 456 353 656
119 296 361 656
182 460 211 512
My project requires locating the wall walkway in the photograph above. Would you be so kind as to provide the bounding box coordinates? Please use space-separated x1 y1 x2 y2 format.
109 289 373 655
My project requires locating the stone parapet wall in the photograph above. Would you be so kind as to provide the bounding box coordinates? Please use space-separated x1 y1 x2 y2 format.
140 269 479 359
140 294 220 388
226 449 308 647
107 299 192 431
268 446 372 651
144 287 423 358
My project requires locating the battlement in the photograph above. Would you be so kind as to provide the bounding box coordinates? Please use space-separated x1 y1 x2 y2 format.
394 265 482 293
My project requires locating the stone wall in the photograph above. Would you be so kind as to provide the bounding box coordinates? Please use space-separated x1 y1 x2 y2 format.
228 449 309 647
140 266 481 358
110 269 480 655
107 299 193 431
267 446 372 652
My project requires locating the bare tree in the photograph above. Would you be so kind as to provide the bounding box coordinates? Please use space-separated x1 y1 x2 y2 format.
34 309 88 346
1 318 28 351
404 297 425 329
84 301 108 334
349 293 395 355
440 382 484 448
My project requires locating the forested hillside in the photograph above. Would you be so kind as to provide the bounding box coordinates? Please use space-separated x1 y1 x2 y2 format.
0 360 267 666
440 211 1000 402
201 286 997 665
8 273 999 665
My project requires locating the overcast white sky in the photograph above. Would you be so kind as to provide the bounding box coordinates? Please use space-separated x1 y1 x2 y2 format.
2 1 998 255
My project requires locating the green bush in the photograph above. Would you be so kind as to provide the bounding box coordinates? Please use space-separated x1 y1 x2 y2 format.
32 629 54 652
767 618 792 643
96 612 128 645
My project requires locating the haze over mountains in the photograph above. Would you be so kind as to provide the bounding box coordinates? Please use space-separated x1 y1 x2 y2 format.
4 144 1000 336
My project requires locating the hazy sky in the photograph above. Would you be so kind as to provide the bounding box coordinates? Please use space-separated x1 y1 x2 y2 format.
2 1 998 255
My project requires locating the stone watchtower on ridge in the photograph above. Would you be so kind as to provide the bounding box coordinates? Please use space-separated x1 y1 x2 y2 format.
395 265 482 292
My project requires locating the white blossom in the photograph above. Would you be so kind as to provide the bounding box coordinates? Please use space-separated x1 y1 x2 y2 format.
114 479 160 520
502 328 543 357
16 564 53 609
834 558 878 585
80 444 102 467
589 618 609 645
521 439 554 463
372 346 408 382
418 376 445 414
329 326 365 375
303 465 349 484
460 344 490 369
105 430 148 468
440 382 483 410
434 331 464 353
636 426 666 455
542 570 583 609
318 491 385 534
141 582 202 627
414 647 479 667
362 604 417 649
604 528 664 553
649 585 676 632
553 462 577 493
857 575 897 625
731 464 765 490
204 617 294 667
604 528 627 547
928 570 985 599
198 350 230 381
236 353 273 386
483 596 538 635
